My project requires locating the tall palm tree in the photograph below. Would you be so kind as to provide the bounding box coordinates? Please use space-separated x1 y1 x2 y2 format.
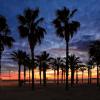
89 40 100 86
53 7 80 89
11 50 26 87
0 15 14 80
18 8 46 89
68 54 80 87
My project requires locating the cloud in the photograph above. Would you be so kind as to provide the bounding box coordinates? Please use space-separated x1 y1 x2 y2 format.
1 0 100 71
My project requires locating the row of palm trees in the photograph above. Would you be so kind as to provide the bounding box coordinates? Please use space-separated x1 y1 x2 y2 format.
0 7 80 90
1 6 100 90
10 50 98 87
11 50 87 87
89 40 100 86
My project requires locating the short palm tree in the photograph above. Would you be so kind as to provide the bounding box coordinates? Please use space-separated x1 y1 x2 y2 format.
40 51 51 86
49 57 57 83
87 58 94 84
53 57 64 85
21 52 29 84
26 57 33 85
89 40 100 86
79 64 86 84
75 64 80 84
60 60 66 83
53 7 80 89
18 8 46 89
0 15 14 80
68 54 80 87
11 50 26 87
35 55 43 85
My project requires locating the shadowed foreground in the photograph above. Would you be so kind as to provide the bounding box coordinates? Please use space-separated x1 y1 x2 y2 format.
0 84 100 100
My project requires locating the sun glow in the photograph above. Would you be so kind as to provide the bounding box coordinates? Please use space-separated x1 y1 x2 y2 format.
1 67 97 80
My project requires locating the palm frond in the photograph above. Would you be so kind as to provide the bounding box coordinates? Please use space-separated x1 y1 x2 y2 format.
18 25 29 38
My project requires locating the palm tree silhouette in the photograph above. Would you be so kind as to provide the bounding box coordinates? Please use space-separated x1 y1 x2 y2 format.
75 64 80 84
11 50 27 87
0 15 14 80
53 7 80 89
79 64 86 84
60 59 66 84
87 58 94 84
35 55 43 85
18 8 46 89
49 57 57 83
21 51 29 84
26 57 33 85
39 51 51 86
89 40 100 86
68 54 80 87
53 57 63 85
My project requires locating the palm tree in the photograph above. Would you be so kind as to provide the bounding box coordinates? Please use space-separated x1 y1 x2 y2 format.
35 55 43 85
89 40 100 86
50 61 57 83
53 7 80 89
11 50 26 87
87 58 94 84
0 15 14 80
26 57 32 85
75 64 80 84
60 61 66 84
68 54 80 87
79 64 86 84
21 52 29 84
18 8 46 89
49 57 57 83
53 57 63 85
39 51 51 86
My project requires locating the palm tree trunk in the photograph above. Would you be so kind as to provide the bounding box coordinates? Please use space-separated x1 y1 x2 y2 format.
18 63 21 87
71 69 74 87
82 71 84 84
97 65 99 86
0 51 1 80
61 68 64 83
24 65 26 84
43 63 46 86
90 69 92 84
39 64 42 85
88 68 90 84
31 48 35 90
57 65 59 85
64 70 66 83
65 41 69 90
54 69 56 83
76 69 78 84
29 68 31 85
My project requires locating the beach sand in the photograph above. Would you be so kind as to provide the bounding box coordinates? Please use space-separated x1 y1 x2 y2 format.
0 83 100 100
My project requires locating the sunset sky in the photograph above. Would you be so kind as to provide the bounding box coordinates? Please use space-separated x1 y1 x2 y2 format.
0 0 100 79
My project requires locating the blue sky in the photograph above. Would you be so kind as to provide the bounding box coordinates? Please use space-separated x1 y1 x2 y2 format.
1 0 100 71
